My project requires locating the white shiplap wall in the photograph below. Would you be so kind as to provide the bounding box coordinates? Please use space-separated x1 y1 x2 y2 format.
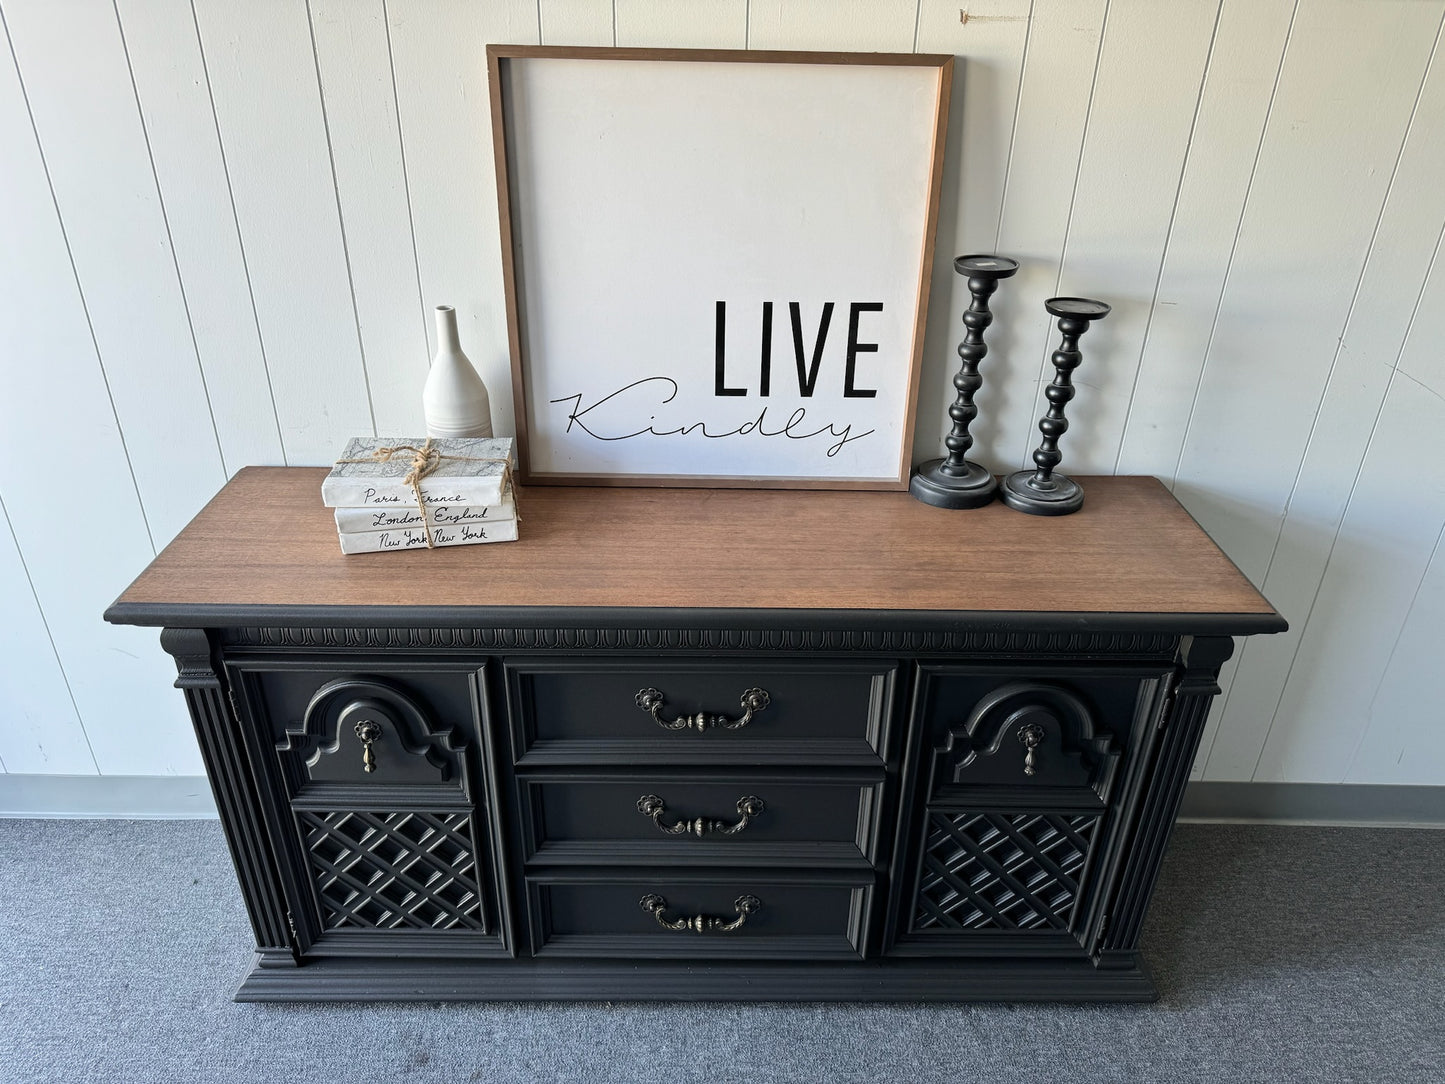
1 0 1443 789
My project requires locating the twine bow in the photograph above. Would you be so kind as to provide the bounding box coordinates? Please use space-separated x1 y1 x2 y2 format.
337 438 512 548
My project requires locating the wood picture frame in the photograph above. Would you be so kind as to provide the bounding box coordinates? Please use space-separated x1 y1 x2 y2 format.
488 45 953 489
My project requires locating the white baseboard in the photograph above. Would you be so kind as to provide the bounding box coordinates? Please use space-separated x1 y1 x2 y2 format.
1178 781 1445 828
0 774 218 818
2 774 1442 827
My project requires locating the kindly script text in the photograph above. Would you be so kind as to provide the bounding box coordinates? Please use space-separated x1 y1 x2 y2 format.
551 377 873 458
547 300 886 459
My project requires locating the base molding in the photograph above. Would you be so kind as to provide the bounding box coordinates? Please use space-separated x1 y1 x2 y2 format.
0 774 217 818
3 776 1442 827
235 954 1157 1003
1178 781 1445 827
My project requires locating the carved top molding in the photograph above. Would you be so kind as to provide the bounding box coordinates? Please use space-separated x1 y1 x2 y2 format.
159 626 219 688
223 625 1180 656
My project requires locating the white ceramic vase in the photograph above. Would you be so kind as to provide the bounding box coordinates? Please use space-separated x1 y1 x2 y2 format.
423 305 493 438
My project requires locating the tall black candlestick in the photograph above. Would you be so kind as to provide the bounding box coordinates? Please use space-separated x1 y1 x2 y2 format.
909 254 1019 509
1000 296 1110 516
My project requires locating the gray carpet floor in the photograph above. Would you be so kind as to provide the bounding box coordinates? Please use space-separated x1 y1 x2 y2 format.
0 820 1441 1083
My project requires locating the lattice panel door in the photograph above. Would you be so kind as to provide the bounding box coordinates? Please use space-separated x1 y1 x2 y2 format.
913 811 1100 933
297 810 488 932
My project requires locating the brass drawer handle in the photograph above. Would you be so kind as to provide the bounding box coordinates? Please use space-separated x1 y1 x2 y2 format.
634 687 770 733
354 719 382 773
636 794 765 837
1019 722 1044 776
639 893 761 933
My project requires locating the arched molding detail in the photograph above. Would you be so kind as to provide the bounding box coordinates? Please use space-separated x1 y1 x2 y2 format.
277 676 464 783
933 681 1120 797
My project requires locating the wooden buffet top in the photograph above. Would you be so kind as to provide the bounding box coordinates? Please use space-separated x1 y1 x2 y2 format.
106 467 1283 630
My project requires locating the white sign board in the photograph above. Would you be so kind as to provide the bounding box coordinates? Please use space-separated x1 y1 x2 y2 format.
489 47 952 488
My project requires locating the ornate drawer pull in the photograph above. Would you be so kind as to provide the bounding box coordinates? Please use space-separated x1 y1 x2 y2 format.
354 719 382 773
636 794 765 837
1018 722 1044 776
634 687 770 733
639 893 761 933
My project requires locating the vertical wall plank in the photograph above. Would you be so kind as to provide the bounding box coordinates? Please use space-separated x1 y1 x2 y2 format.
1115 0 1294 482
746 0 919 53
1274 194 1445 784
971 0 1107 469
615 0 746 47
1170 0 1443 586
1349 518 1445 784
1044 0 1219 474
309 0 430 435
386 0 538 437
1202 25 1445 780
0 14 199 775
539 0 613 45
115 0 285 475
0 497 94 774
1085 0 1296 780
193 0 373 465
4 0 226 544
1255 375 1445 781
911 0 1031 462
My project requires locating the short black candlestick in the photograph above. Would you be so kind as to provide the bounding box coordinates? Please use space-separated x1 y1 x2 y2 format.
909 254 1019 509
1000 296 1111 516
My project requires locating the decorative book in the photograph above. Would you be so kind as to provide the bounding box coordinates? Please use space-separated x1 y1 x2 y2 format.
325 436 521 555
337 518 520 554
322 436 513 508
334 488 516 533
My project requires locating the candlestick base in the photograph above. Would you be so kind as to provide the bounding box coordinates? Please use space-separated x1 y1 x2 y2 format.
909 458 998 509
999 470 1084 516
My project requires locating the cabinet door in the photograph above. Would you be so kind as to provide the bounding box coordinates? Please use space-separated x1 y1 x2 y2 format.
888 664 1171 958
227 656 514 959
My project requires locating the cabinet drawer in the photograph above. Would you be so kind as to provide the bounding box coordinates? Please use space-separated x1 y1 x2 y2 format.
506 659 895 765
524 778 880 865
530 876 870 959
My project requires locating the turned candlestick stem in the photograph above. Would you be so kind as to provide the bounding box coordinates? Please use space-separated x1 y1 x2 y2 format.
1000 296 1110 516
909 254 1019 509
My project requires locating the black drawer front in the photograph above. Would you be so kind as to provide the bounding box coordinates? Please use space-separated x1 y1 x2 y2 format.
506 659 894 763
531 877 869 959
526 778 879 864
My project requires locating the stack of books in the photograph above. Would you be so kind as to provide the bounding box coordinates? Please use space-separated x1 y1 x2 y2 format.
322 436 519 554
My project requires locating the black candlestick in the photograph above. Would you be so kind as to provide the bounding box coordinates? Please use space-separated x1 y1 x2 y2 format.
1000 296 1110 516
909 254 1019 509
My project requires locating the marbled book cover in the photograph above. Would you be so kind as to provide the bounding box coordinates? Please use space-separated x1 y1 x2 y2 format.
322 437 513 508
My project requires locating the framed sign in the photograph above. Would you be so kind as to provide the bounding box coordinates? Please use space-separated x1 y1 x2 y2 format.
488 45 953 488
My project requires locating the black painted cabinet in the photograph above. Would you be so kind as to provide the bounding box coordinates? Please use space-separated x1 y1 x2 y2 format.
149 626 1249 1001
110 473 1284 1001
